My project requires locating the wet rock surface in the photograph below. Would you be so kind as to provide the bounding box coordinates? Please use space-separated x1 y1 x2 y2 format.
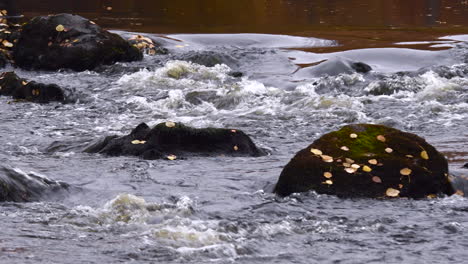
274 124 455 198
12 13 142 71
0 71 65 103
85 122 265 159
0 166 69 202
128 34 168 55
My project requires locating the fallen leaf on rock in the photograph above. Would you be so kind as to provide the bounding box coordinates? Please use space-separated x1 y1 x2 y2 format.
426 194 437 199
231 129 237 133
368 159 378 165
455 190 464 196
400 168 412 176
323 172 333 178
343 162 351 167
323 180 333 185
345 167 356 173
345 158 355 164
340 146 349 151
321 155 333 163
362 165 372 172
2 40 13 47
165 121 176 128
131 140 146 145
233 145 239 151
310 148 323 155
167 154 177 160
56 24 65 32
372 176 382 183
420 151 429 160
386 188 400 197
406 155 414 158
21 81 28 85
350 133 358 138
385 148 393 153
376 135 386 142
351 164 360 169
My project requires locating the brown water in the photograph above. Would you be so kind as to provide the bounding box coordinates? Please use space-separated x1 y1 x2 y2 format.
12 0 468 51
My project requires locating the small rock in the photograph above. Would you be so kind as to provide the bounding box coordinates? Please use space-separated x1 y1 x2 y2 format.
0 72 65 103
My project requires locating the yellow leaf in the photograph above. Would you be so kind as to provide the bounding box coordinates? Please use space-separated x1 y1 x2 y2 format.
131 140 146 145
323 172 333 178
323 180 333 185
2 40 13 47
406 155 414 158
350 133 358 139
56 24 65 32
426 194 437 199
310 148 323 155
386 188 400 197
362 165 372 172
321 155 333 163
368 159 378 165
167 154 177 160
376 135 386 142
400 168 412 176
372 176 382 183
165 121 176 128
420 151 429 160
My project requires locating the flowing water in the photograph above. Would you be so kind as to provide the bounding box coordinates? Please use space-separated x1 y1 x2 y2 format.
1 1 468 263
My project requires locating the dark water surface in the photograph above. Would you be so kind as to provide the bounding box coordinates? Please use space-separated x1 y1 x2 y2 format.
1 1 468 263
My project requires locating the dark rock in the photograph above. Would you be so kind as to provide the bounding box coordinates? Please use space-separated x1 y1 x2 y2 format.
0 71 65 103
128 34 168 55
351 62 372 73
180 51 238 68
0 166 69 202
13 13 142 71
274 124 454 198
229 71 243 78
85 122 265 159
464 163 468 169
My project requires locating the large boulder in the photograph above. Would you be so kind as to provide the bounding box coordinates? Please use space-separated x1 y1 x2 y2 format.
0 72 65 102
274 124 454 198
12 13 142 71
0 166 69 202
85 122 265 159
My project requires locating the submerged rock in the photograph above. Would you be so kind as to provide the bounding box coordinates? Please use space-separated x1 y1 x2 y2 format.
0 71 65 102
85 122 265 159
0 166 69 202
13 13 142 71
274 124 454 198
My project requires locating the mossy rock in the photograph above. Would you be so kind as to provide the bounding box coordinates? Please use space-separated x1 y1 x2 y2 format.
85 122 265 159
274 124 454 198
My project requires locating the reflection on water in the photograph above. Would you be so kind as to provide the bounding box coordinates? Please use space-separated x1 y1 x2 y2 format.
12 0 468 34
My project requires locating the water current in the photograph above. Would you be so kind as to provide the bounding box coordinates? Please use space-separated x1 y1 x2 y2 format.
1 1 468 263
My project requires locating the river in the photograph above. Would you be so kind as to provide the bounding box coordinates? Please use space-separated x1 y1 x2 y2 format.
1 1 468 263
